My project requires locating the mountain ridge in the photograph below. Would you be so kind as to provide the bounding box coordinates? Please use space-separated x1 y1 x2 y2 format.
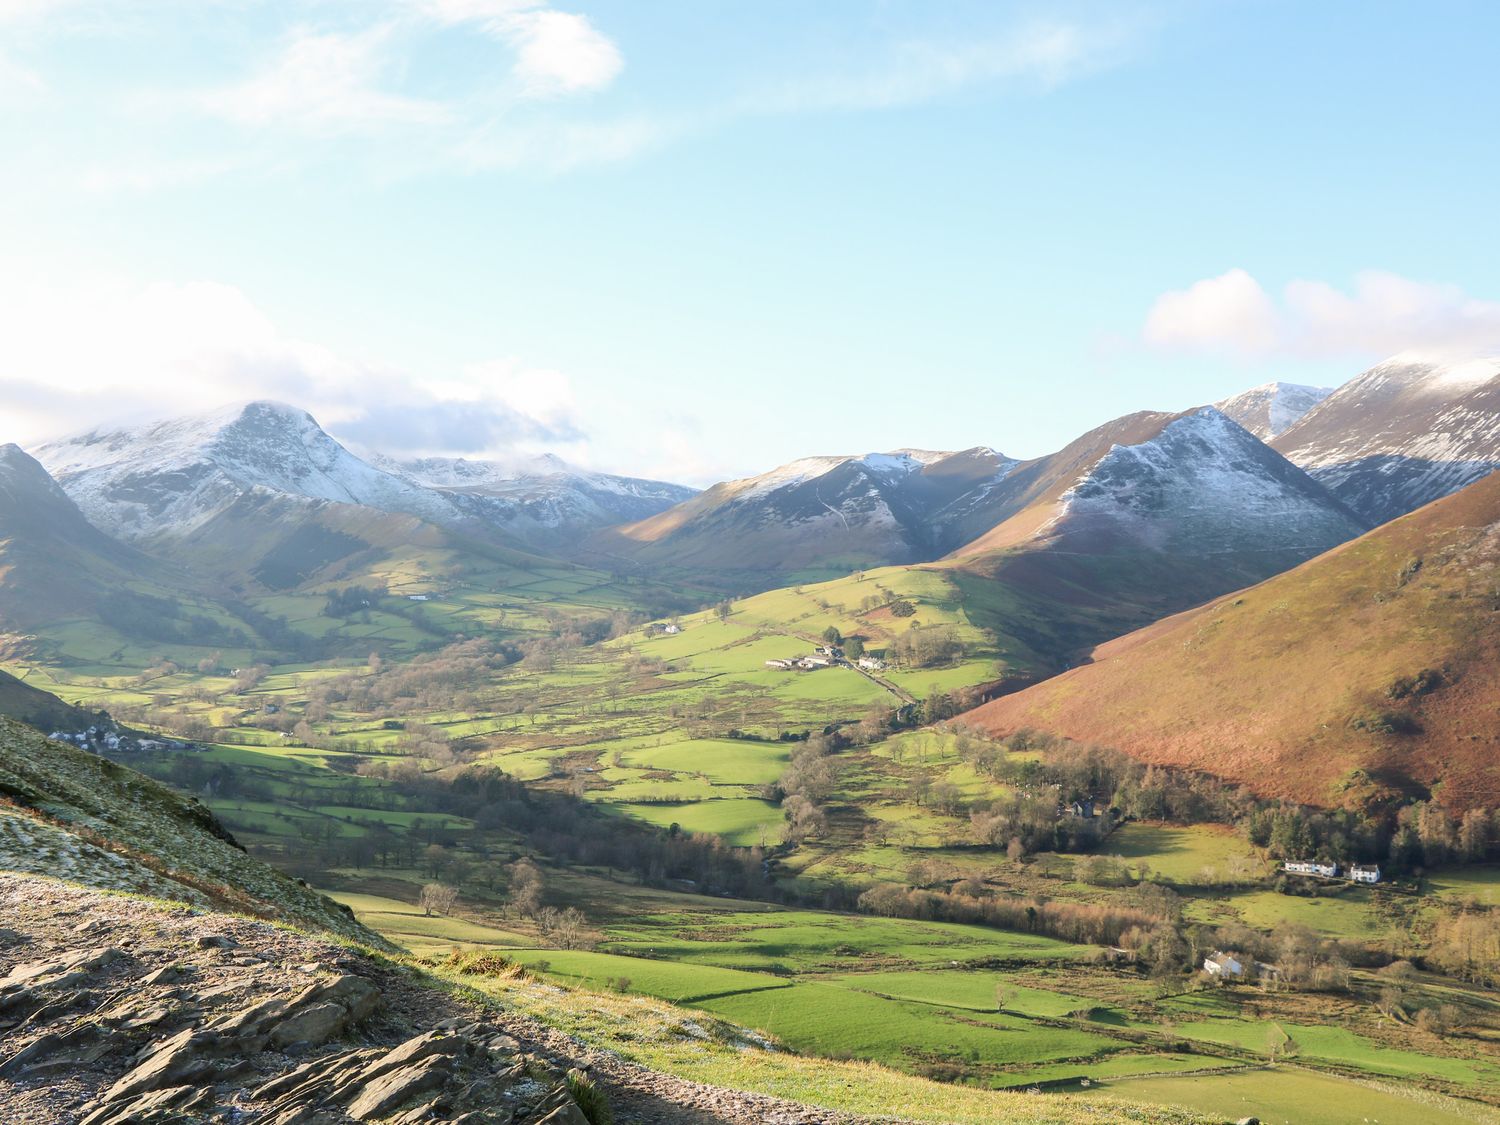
1272 353 1500 524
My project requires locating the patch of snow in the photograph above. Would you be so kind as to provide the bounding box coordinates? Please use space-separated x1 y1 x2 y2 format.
1214 381 1334 439
1049 407 1366 555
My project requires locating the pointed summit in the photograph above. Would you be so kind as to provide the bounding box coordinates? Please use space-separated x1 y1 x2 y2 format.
1271 354 1500 523
1213 381 1334 440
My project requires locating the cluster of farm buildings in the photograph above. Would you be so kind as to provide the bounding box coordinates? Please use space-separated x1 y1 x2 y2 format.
1202 950 1280 983
48 725 197 755
1283 859 1381 884
764 646 886 673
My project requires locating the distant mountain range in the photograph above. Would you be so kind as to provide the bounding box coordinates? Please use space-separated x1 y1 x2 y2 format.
594 406 1368 601
965 470 1500 814
35 402 696 552
384 452 696 548
588 446 1017 577
2 350 1497 634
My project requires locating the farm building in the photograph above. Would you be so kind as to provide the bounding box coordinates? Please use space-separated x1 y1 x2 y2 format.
764 659 795 670
1349 863 1381 884
407 594 430 601
1283 860 1339 878
856 656 886 671
798 655 833 669
1202 951 1244 979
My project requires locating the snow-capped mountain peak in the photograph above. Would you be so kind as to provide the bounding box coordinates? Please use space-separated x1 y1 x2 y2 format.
999 406 1367 561
1271 354 1500 524
34 401 458 541
1213 381 1334 440
33 402 695 548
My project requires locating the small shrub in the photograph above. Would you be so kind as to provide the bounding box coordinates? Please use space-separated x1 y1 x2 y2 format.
566 1068 613 1125
1348 709 1419 735
1387 668 1445 700
444 950 528 979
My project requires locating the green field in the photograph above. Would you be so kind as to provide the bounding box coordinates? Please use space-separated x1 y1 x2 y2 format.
1100 1067 1500 1125
14 523 1500 1117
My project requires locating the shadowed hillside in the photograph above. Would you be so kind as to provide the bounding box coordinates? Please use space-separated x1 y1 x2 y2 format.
0 717 375 941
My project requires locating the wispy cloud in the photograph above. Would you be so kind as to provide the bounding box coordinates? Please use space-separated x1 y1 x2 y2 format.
196 1 621 139
751 17 1136 114
1144 269 1500 360
200 23 450 134
18 4 1150 184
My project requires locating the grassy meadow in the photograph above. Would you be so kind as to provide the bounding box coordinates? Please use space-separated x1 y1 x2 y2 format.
11 549 1500 1121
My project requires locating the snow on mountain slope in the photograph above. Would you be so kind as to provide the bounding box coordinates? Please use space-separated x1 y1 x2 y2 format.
1214 381 1334 439
34 403 694 551
594 446 1016 579
1271 354 1500 524
35 402 464 542
385 454 696 542
1043 407 1368 555
945 407 1367 563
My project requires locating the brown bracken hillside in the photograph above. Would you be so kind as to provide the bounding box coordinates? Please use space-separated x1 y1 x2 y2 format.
964 471 1500 813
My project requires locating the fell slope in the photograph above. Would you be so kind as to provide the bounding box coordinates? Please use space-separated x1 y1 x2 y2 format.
0 717 371 941
0 668 100 732
933 408 1368 668
0 443 170 634
964 471 1500 812
1273 353 1500 524
592 447 1014 584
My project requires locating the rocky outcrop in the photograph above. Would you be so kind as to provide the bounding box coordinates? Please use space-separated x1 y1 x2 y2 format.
0 876 596 1125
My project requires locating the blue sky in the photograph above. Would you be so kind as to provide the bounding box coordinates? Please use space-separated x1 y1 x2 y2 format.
1 0 1497 483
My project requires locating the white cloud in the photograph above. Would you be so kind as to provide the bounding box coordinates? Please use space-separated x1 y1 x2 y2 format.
1143 268 1280 353
198 2 622 137
0 277 587 458
1143 269 1500 360
503 9 621 96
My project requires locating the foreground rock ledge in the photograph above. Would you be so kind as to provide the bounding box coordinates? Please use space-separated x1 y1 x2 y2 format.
0 874 848 1125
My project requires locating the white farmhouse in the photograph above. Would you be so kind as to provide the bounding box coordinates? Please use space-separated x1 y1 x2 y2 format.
1283 860 1339 878
1202 951 1244 979
1349 863 1381 884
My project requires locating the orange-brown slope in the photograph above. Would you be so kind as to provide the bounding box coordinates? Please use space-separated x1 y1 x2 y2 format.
964 471 1500 813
